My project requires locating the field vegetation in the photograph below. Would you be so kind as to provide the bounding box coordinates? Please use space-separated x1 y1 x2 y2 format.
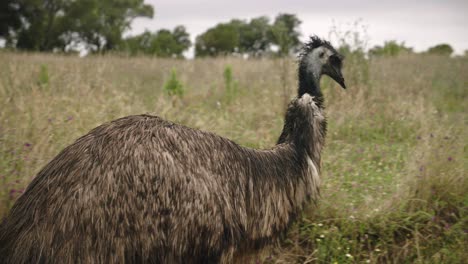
0 50 466 263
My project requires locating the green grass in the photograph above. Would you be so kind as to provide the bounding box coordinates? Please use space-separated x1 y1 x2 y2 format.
0 51 466 263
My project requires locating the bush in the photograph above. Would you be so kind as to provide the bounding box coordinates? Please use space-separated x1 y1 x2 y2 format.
163 68 184 97
426 44 454 56
223 65 238 102
369 41 413 57
37 64 49 89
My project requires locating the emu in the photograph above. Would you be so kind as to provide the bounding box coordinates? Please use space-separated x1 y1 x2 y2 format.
0 36 345 263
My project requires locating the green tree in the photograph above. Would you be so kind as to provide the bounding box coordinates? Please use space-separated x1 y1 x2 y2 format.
172 26 191 52
0 0 23 41
195 16 275 57
149 29 176 56
121 31 152 55
151 26 191 57
195 22 240 57
369 41 413 57
1 0 153 52
269 13 302 56
65 0 153 52
122 26 190 57
195 14 302 57
238 16 271 56
426 43 453 56
14 0 70 51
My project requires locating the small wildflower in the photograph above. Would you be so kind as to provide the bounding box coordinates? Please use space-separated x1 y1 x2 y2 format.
315 238 321 242
366 260 371 263
448 157 453 161
317 223 323 227
9 189 17 199
345 253 353 258
375 248 381 252
320 234 325 238
24 143 31 147
66 116 74 122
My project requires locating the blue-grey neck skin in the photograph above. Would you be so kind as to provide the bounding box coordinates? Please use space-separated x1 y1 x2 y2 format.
298 60 322 98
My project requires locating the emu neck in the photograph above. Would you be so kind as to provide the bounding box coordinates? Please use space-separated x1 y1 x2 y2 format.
298 63 323 102
277 98 326 163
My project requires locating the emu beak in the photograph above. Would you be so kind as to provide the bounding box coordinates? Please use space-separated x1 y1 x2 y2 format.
329 65 346 89
336 76 346 89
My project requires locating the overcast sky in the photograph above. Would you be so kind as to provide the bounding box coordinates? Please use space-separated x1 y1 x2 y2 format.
130 0 468 57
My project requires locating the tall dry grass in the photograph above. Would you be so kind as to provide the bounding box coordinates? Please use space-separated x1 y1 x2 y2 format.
0 51 466 263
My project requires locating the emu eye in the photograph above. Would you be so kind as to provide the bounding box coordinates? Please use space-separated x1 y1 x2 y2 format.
329 55 342 67
319 52 325 58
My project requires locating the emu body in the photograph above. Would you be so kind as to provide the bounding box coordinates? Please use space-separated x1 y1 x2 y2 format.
0 104 322 263
0 37 345 264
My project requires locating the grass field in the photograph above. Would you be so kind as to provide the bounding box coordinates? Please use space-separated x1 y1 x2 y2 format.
0 51 466 263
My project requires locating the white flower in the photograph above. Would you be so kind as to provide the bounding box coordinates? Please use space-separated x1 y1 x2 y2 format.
320 234 325 238
345 253 353 258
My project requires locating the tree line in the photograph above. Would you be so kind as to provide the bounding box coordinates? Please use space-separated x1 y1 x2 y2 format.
0 0 460 57
0 0 303 58
0 0 153 52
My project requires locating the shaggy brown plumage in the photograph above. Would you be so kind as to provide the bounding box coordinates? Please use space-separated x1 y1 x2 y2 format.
0 37 345 264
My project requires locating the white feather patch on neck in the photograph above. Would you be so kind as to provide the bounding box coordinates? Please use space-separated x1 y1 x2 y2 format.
306 155 321 201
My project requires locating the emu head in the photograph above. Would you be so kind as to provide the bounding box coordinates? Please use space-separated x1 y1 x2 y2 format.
299 36 346 94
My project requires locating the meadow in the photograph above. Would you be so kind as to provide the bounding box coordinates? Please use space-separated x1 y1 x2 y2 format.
0 51 466 263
